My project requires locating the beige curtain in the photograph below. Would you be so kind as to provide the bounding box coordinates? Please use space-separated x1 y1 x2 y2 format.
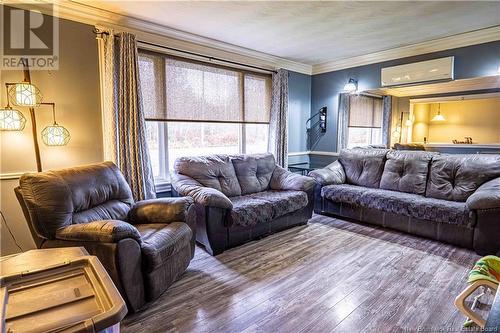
97 30 156 200
97 30 117 162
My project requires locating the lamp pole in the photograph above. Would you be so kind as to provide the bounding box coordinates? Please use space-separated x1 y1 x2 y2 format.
22 59 42 172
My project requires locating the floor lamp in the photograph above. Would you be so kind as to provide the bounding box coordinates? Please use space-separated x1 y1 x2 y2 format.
0 59 70 172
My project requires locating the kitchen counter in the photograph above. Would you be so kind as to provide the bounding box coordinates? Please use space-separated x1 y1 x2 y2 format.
420 143 500 154
424 143 500 148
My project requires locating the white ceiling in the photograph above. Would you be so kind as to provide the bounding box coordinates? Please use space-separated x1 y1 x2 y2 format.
83 1 500 66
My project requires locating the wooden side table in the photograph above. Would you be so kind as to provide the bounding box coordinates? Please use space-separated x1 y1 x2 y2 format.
1 247 127 332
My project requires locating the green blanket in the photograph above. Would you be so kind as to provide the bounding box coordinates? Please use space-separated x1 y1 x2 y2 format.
468 255 500 284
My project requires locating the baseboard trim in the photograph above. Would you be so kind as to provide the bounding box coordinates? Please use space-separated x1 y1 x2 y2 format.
288 151 339 157
309 151 340 156
288 151 309 156
0 172 24 180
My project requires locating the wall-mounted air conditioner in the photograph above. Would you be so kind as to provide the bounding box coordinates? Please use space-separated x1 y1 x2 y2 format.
381 57 454 87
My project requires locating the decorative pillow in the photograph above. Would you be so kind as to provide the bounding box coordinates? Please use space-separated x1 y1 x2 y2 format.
339 148 389 188
174 155 242 197
380 151 436 195
426 154 500 202
232 153 276 195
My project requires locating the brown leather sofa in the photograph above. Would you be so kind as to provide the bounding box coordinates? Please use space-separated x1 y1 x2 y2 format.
309 148 500 255
15 162 196 312
171 153 315 255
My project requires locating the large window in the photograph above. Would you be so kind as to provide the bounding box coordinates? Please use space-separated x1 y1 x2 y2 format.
139 51 272 183
347 95 383 148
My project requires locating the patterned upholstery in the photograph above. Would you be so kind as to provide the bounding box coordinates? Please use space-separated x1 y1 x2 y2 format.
361 188 471 226
321 184 374 206
321 184 471 226
228 190 308 227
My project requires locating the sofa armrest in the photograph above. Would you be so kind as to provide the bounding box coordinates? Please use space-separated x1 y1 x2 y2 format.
171 172 233 210
467 178 500 210
128 197 194 224
270 166 315 192
308 161 345 186
55 220 142 243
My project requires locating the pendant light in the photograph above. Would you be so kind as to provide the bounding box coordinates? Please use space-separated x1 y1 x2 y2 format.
0 85 27 131
431 103 446 122
40 103 71 146
8 81 43 107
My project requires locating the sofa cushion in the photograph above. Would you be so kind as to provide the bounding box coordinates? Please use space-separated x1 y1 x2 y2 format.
339 148 389 188
380 151 435 195
228 190 308 227
228 195 274 227
321 184 471 226
174 155 242 197
361 188 471 226
137 222 192 272
231 153 276 195
254 190 308 218
321 184 371 206
426 154 500 202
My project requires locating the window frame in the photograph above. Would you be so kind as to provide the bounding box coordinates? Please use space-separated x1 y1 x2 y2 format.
139 50 272 185
149 121 269 185
346 94 384 148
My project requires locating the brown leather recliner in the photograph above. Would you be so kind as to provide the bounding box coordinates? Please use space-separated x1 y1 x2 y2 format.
15 162 196 312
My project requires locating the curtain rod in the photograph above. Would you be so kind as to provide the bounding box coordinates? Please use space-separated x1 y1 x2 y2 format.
94 28 277 74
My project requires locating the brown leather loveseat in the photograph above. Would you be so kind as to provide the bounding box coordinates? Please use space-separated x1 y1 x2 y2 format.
171 153 315 255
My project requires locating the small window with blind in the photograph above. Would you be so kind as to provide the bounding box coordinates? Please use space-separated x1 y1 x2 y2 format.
347 95 383 148
138 51 272 184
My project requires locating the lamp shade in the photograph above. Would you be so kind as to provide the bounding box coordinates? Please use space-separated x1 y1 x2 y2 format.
9 83 42 106
431 113 446 122
431 103 445 122
41 124 70 146
343 78 358 94
0 108 26 131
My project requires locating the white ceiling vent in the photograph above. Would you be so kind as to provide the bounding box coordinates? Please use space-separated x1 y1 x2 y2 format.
381 57 454 87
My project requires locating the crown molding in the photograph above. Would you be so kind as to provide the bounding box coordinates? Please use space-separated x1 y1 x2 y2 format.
10 1 499 76
312 25 500 75
10 0 312 74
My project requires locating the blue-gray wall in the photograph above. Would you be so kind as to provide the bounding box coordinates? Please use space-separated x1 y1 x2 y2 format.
311 41 500 155
287 71 312 165
158 41 500 193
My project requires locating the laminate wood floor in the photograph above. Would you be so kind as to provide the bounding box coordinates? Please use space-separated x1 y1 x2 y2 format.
122 214 481 333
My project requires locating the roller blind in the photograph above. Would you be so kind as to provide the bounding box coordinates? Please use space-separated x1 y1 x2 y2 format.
348 95 383 128
138 51 271 124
